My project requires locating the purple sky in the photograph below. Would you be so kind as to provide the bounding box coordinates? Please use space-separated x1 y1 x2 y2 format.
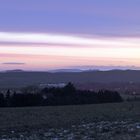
0 0 140 36
0 0 140 71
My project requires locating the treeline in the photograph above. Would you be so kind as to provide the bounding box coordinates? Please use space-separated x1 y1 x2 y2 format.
0 83 123 107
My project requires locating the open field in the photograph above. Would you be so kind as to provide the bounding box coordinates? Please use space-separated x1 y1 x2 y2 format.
0 102 140 139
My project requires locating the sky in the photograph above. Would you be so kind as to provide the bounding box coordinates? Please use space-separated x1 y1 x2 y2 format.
0 0 140 71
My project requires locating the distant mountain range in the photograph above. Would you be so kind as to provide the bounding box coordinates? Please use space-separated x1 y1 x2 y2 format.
5 69 24 72
2 65 140 73
48 69 87 73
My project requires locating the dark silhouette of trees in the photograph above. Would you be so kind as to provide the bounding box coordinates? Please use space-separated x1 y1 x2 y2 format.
0 93 5 107
0 83 123 107
6 89 11 107
63 82 76 94
10 93 43 107
40 83 123 106
97 90 122 103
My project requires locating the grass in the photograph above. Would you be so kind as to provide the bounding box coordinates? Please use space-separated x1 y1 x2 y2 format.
0 101 140 131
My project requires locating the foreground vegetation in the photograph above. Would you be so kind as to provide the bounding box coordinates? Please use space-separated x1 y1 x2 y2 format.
0 83 139 139
0 83 122 107
0 101 140 139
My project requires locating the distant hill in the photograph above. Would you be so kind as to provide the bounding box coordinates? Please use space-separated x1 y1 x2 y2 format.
48 69 84 73
5 69 24 73
0 70 140 88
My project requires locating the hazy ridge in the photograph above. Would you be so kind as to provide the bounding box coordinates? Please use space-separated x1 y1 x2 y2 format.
0 70 140 88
